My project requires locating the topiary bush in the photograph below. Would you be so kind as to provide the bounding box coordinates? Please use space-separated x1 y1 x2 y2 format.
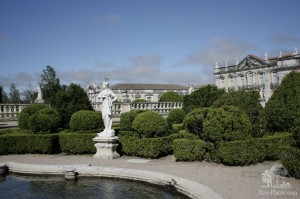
69 110 103 132
18 104 48 129
212 90 267 137
280 147 300 179
172 123 184 132
28 108 60 133
0 133 60 154
132 111 168 138
166 108 186 127
159 91 183 102
173 138 206 161
217 139 266 166
203 106 252 143
59 133 96 154
183 107 210 138
120 110 145 131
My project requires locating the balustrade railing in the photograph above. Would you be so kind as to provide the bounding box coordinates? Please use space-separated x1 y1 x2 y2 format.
1 101 183 120
0 104 30 120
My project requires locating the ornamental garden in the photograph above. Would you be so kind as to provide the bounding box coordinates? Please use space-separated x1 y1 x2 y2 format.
0 67 299 180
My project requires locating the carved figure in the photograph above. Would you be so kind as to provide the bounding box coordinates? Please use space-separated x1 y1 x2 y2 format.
97 79 117 137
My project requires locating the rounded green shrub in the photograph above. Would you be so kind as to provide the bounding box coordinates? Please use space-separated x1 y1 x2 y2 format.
18 104 48 129
120 110 145 131
159 91 183 102
183 108 210 138
132 111 168 138
280 147 300 179
173 138 206 161
69 110 103 132
28 108 60 133
166 108 186 127
203 106 252 143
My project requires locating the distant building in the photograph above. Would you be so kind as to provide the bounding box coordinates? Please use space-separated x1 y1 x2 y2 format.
110 83 189 102
87 83 191 103
213 48 300 103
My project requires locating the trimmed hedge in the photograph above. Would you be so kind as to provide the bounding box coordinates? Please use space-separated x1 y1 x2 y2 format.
167 108 186 127
18 104 48 129
217 133 295 166
59 133 96 154
0 133 59 154
69 110 103 132
119 131 198 158
260 133 295 160
120 110 145 131
28 108 60 133
173 138 206 161
172 123 184 132
217 139 266 166
280 147 300 179
132 111 168 138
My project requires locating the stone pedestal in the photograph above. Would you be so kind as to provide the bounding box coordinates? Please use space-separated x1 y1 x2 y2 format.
35 99 44 104
93 136 120 159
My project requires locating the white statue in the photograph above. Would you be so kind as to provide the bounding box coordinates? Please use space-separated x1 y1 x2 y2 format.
35 83 44 103
97 79 117 137
259 87 265 100
188 85 194 95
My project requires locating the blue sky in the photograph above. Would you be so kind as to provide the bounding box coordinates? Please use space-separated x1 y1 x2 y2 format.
1 0 300 92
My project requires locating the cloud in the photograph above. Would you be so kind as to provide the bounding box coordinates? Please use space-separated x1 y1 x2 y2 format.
0 72 39 92
271 32 300 45
57 54 210 88
178 37 258 67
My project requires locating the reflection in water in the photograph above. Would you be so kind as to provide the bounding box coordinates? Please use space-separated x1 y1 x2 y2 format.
0 175 190 199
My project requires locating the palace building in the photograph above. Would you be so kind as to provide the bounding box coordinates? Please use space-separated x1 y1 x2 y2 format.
213 48 300 103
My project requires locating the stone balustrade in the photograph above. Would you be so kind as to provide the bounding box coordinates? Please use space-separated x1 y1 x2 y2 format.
0 102 183 120
0 104 30 120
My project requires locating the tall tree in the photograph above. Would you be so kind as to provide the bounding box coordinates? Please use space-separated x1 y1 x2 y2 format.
21 82 37 104
40 66 62 103
265 71 300 133
0 85 3 103
9 83 21 103
1 86 8 103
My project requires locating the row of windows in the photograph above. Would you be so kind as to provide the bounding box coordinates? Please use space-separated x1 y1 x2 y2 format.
219 72 278 89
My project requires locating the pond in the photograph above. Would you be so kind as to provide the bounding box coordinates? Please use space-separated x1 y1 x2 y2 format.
0 175 190 199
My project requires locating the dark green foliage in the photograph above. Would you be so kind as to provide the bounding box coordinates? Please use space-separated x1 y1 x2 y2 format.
120 110 145 131
212 91 267 137
183 108 210 138
265 71 300 133
40 66 63 104
173 139 206 161
119 131 197 158
0 133 60 154
217 139 266 166
18 104 48 129
261 133 295 160
183 85 225 113
132 99 147 103
172 123 184 132
132 111 168 138
159 91 183 102
69 110 103 131
59 133 96 154
51 83 93 128
8 83 21 103
203 106 252 143
28 108 60 133
280 147 300 179
166 108 186 127
0 85 3 103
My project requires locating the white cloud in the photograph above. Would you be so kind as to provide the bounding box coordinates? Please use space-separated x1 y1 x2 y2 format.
178 37 258 67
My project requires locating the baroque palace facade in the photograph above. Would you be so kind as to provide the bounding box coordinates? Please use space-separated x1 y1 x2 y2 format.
213 48 300 102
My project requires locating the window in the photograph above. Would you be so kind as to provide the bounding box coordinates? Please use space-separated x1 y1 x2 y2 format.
259 73 265 86
220 77 225 89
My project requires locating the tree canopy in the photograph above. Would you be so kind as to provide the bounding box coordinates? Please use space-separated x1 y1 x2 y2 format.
159 91 183 102
8 83 20 103
183 85 225 113
265 71 300 133
40 66 62 103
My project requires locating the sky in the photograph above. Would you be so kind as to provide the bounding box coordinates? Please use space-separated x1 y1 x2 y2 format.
1 0 300 92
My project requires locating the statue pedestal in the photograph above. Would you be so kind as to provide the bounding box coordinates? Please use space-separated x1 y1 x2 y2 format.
93 136 120 159
35 99 44 104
